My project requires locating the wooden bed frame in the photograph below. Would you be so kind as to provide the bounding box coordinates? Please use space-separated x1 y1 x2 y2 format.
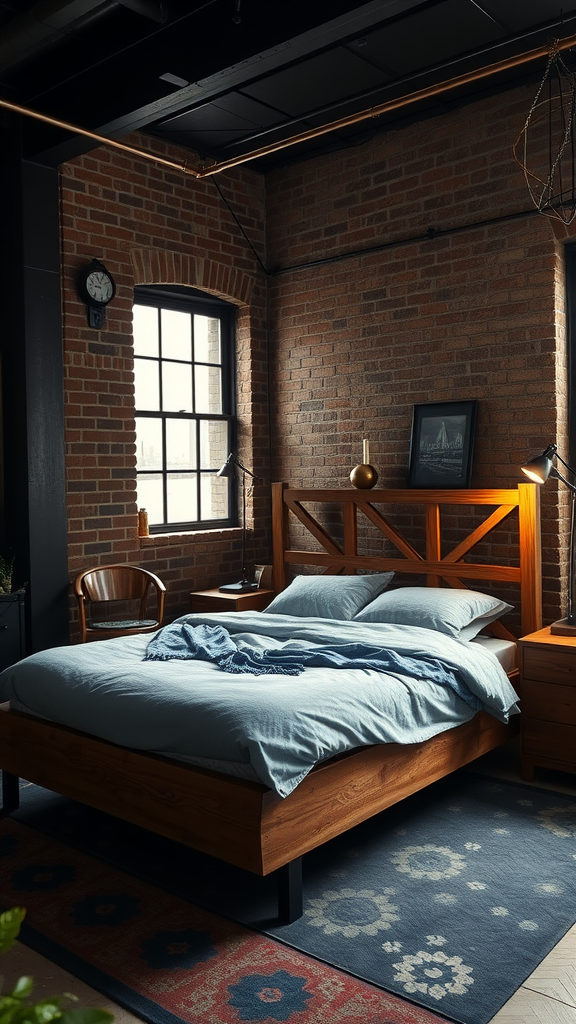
0 483 541 922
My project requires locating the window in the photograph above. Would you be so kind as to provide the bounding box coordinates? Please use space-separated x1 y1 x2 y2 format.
133 287 235 532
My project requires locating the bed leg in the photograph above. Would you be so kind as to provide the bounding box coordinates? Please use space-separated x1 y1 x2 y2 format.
277 857 303 923
1 771 19 814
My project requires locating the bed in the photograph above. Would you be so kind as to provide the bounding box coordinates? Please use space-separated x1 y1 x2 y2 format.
0 482 542 921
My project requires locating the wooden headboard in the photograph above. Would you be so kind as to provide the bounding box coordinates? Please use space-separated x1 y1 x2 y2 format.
271 483 542 641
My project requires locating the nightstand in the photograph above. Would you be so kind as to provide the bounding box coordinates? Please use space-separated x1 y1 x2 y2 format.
189 587 275 614
518 627 576 780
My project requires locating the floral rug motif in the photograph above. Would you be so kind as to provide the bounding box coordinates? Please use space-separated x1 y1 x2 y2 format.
266 774 576 1024
0 815 446 1024
3 772 576 1024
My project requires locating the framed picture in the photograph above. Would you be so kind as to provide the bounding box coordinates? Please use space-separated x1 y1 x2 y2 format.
254 564 274 589
408 400 477 488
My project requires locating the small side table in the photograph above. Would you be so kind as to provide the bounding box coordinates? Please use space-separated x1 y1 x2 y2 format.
189 587 275 614
518 626 576 780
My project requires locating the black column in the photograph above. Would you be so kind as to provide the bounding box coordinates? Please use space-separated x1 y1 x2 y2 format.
0 119 69 652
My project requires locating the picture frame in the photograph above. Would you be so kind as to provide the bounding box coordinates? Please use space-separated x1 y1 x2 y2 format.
254 564 274 589
408 400 477 488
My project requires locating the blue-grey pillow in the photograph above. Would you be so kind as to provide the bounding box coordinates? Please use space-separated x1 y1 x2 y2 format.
265 572 394 620
353 586 513 640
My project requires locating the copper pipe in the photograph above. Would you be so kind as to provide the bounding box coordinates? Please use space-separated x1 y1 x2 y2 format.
196 32 576 177
0 96 203 178
1 32 576 178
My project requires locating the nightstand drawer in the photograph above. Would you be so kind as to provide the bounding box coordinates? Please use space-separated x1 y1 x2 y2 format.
522 647 576 686
522 680 576 724
522 719 576 763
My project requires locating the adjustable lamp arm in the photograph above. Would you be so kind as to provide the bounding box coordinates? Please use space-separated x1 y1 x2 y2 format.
217 453 256 479
551 449 576 493
216 453 259 593
522 442 576 631
550 465 576 492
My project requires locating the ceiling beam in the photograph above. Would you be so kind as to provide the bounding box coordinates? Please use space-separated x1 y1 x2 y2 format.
25 0 428 165
4 28 576 179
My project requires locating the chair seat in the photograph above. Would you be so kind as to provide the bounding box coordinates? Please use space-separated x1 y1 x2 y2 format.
87 619 159 630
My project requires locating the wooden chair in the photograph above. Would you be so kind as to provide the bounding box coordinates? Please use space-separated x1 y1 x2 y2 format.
74 564 166 643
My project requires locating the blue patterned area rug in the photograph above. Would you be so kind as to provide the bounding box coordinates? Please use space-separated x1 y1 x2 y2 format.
4 771 576 1024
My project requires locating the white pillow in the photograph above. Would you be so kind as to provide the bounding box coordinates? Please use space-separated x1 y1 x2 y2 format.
265 572 394 620
353 586 512 640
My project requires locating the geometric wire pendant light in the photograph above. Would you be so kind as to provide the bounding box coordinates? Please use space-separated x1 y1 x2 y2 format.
513 42 576 225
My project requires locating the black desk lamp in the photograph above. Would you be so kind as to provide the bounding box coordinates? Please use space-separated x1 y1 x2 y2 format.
217 453 259 593
522 443 576 635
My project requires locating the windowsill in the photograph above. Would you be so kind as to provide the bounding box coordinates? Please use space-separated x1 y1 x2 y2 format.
139 526 241 544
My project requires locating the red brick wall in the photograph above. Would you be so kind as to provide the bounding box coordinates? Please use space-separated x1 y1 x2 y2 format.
59 81 575 636
60 136 269 635
265 84 572 626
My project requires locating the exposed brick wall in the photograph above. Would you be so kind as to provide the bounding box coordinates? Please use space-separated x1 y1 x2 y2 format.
265 84 574 627
58 80 576 637
60 136 269 636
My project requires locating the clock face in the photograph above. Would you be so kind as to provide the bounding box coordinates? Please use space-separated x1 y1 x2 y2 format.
86 270 114 304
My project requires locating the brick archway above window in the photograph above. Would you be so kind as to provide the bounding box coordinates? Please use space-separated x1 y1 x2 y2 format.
131 248 254 307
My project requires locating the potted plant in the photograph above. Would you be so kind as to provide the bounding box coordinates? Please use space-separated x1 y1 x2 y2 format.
0 553 14 594
0 907 113 1024
0 556 26 670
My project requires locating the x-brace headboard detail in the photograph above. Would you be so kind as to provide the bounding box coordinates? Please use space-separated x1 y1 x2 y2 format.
271 483 542 640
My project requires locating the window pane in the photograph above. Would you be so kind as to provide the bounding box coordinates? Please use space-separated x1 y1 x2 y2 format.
195 364 222 414
133 305 159 357
162 361 193 412
200 419 228 469
135 418 162 470
166 418 196 470
167 474 197 523
161 309 192 361
201 473 229 520
194 315 221 363
136 474 164 525
134 358 160 411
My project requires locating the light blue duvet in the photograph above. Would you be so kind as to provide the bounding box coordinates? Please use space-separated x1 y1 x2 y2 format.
0 611 519 797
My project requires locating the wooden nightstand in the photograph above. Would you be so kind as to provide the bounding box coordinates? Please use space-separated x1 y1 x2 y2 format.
189 587 275 614
518 627 576 780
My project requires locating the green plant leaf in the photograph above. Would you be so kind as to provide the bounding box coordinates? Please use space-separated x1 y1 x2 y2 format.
0 910 113 1024
9 979 33 1000
0 994 23 1019
0 910 26 954
24 998 62 1020
0 554 14 595
0 998 61 1024
59 1011 113 1024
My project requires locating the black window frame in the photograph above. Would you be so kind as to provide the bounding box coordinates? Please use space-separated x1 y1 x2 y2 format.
133 285 237 534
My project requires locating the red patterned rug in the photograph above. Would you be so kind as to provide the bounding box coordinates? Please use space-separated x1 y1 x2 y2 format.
1 817 448 1024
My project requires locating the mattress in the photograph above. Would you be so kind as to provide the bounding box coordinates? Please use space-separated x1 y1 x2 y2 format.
471 635 517 674
0 612 519 797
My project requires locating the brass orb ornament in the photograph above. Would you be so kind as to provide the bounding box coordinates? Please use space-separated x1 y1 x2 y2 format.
350 439 378 489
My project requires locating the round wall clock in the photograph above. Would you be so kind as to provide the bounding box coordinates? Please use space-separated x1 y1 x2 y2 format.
77 259 116 328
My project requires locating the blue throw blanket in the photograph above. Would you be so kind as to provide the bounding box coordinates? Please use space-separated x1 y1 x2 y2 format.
145 621 483 710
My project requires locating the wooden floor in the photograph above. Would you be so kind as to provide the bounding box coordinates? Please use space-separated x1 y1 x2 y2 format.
3 739 576 1024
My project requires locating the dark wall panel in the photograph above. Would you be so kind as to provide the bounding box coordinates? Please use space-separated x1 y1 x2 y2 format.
0 126 69 652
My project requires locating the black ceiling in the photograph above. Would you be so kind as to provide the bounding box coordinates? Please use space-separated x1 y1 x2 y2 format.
1 0 575 172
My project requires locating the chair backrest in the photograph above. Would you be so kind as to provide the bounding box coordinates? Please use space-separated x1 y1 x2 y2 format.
74 564 166 641
79 566 154 603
